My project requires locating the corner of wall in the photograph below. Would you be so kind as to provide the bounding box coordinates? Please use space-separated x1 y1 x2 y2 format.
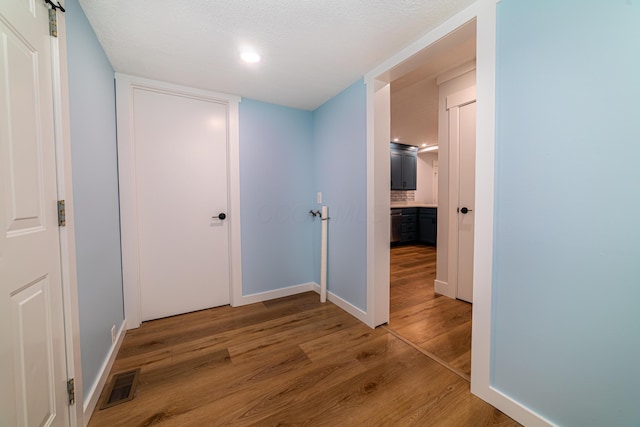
311 283 369 326
82 320 126 426
235 282 316 306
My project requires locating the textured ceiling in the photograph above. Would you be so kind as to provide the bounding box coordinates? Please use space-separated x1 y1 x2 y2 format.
78 0 475 110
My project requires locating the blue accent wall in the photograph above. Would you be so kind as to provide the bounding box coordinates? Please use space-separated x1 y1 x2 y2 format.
66 0 125 401
239 99 315 295
493 1 640 426
65 5 366 401
312 80 368 311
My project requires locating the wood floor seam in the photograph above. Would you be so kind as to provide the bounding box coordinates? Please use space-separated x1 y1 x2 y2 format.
381 325 471 382
388 245 472 378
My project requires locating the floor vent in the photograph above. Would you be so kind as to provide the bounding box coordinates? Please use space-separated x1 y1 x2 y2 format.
100 368 140 409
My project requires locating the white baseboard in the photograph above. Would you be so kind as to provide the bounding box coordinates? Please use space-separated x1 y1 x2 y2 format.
234 282 368 325
434 279 455 298
311 283 368 325
471 384 557 427
82 320 127 426
234 282 316 306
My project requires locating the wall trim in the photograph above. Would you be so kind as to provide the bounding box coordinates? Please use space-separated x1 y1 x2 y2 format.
236 282 368 325
436 60 477 86
235 282 316 306
227 100 244 308
434 280 454 298
51 8 83 426
82 320 126 426
364 80 391 328
483 386 559 427
311 284 369 324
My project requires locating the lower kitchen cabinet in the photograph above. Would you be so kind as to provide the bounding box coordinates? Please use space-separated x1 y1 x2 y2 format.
401 208 418 243
419 208 437 246
393 207 437 246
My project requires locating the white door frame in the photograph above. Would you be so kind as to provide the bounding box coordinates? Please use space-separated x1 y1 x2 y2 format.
364 1 551 426
49 7 83 426
115 74 243 329
446 87 476 302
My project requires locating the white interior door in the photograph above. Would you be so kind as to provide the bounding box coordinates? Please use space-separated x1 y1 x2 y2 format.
132 87 231 321
447 87 476 303
456 101 476 303
0 2 70 426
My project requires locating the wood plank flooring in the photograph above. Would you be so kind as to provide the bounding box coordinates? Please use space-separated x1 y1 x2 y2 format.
89 290 520 426
387 245 472 379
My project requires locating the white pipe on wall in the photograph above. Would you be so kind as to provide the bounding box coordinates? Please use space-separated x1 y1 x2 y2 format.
320 205 328 303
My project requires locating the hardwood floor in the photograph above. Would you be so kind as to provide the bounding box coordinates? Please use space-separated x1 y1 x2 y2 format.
89 291 520 426
387 245 472 379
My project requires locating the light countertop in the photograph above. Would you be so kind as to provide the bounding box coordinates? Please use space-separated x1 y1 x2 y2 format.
390 202 437 209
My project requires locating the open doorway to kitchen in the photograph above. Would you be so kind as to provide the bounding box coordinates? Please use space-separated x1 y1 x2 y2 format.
384 19 477 380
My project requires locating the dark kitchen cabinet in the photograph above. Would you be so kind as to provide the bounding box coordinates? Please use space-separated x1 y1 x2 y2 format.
401 208 418 243
391 151 403 190
392 207 437 246
390 143 418 190
419 208 437 246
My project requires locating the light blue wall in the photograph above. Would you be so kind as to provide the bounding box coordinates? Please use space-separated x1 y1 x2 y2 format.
492 2 640 426
66 0 125 401
63 0 364 403
239 99 315 295
312 80 368 311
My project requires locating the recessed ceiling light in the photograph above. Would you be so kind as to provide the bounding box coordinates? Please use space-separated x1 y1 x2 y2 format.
240 51 261 63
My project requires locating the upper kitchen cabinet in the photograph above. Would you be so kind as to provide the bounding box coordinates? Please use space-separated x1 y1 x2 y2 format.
390 143 418 190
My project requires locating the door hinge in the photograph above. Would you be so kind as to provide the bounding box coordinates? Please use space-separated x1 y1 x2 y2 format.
67 378 75 405
48 8 58 37
46 0 65 38
57 200 66 226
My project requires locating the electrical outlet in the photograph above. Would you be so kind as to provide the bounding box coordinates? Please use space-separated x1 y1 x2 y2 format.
111 325 116 344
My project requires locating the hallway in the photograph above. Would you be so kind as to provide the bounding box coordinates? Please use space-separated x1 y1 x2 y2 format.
89 291 517 426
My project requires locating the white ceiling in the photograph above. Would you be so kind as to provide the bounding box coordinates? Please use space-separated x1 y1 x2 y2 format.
78 0 475 111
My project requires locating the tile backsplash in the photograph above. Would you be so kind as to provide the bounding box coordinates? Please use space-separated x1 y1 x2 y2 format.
391 190 415 202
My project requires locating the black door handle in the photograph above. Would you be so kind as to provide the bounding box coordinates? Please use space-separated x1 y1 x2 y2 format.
213 213 226 220
459 207 472 214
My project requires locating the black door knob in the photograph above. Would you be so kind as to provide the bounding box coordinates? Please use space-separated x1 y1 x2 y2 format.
213 213 226 220
460 207 472 214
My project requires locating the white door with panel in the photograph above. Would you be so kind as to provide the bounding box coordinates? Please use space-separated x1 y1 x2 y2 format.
0 2 69 426
130 86 231 321
448 87 476 303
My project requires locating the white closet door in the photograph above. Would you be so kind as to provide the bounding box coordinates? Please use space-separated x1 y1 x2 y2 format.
447 85 476 304
132 88 231 321
0 2 70 426
455 101 476 303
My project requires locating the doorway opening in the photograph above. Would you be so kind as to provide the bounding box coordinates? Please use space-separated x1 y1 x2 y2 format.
383 19 477 380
